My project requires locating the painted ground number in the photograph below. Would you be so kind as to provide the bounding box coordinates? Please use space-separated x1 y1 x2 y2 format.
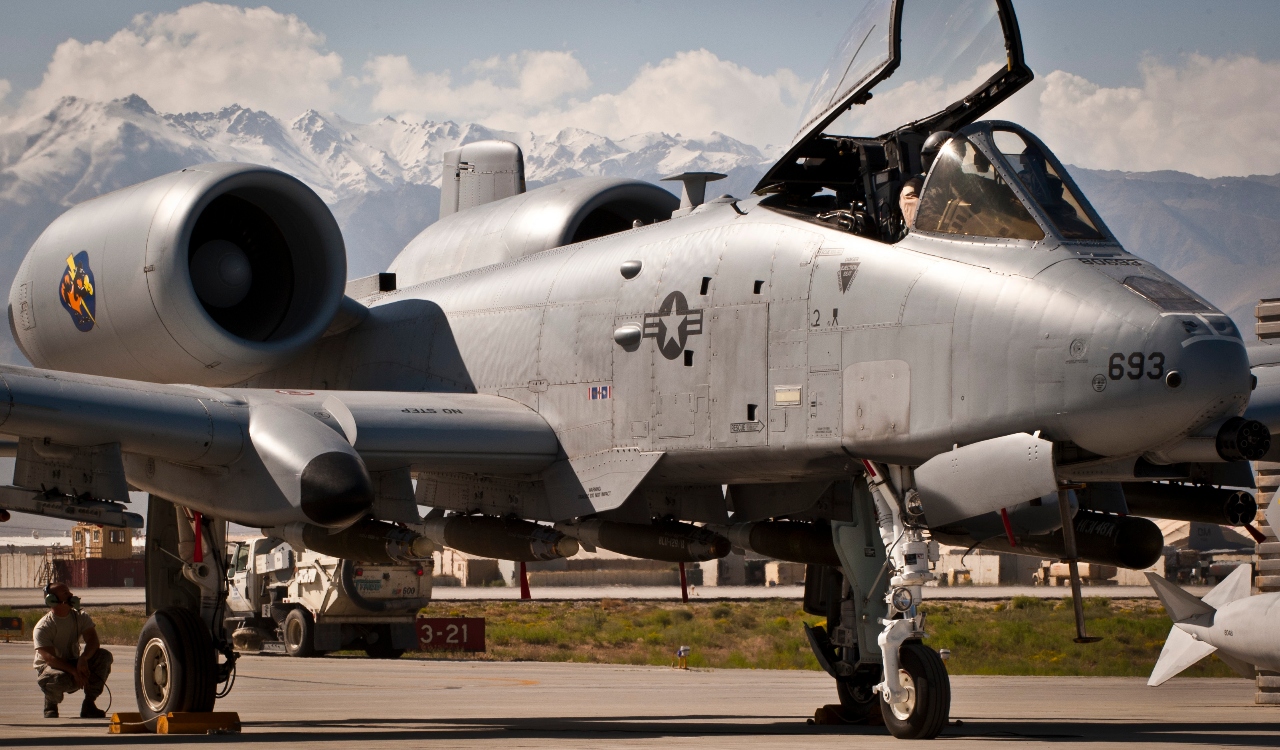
1108 352 1164 380
416 616 485 652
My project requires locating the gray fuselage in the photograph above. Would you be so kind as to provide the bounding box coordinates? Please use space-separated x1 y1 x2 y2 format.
247 195 1251 497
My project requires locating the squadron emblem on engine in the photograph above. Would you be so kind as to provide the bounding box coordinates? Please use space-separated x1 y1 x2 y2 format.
58 251 96 332
643 291 703 360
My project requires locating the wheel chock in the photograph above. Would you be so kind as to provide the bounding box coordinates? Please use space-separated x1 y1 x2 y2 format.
109 711 242 735
108 713 148 734
157 712 242 734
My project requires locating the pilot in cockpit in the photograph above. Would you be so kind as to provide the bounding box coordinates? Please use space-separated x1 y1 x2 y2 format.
898 177 922 228
898 131 952 234
1013 147 1095 239
919 131 951 173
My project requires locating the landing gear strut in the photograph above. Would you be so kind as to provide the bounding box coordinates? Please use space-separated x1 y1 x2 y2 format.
138 496 236 722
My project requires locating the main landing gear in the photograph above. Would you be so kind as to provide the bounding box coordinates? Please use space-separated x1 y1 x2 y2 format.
138 496 236 722
136 607 218 716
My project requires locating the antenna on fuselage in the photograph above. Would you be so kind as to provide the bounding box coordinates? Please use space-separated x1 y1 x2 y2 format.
662 172 726 217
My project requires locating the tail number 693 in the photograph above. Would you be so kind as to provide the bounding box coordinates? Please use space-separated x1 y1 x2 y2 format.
1108 352 1164 381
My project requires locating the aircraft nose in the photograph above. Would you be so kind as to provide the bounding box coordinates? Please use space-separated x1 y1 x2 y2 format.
1061 315 1252 456
1159 319 1252 416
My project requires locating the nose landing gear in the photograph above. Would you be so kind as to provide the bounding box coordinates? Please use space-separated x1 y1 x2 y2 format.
879 639 951 739
862 461 951 740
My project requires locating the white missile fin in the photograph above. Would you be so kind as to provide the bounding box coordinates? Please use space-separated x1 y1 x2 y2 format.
1202 563 1253 609
1268 498 1280 537
1145 571 1215 623
1148 626 1217 686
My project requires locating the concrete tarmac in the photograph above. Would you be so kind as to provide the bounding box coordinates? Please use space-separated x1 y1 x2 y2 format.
0 583 1209 608
0 642 1275 748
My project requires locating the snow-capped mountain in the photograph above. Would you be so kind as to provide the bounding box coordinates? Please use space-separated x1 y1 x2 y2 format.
0 95 773 363
2 94 1279 367
0 94 771 257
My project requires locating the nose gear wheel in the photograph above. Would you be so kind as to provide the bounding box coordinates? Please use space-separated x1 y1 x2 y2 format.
879 640 950 739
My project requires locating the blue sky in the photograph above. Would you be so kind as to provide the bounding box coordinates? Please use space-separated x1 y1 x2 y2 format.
2 1 1278 175
4 1 1279 97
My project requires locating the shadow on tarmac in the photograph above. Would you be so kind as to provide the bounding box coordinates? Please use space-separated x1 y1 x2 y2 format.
2 715 1278 747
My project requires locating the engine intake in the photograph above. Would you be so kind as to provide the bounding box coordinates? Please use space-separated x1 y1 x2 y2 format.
9 163 345 385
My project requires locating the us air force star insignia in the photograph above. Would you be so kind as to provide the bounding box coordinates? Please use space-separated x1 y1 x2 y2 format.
643 291 703 360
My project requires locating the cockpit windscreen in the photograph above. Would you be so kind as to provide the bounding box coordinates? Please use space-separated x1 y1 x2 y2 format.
991 129 1105 241
914 135 1044 240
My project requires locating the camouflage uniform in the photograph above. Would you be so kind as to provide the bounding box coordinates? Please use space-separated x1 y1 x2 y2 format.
36 648 114 705
33 609 113 712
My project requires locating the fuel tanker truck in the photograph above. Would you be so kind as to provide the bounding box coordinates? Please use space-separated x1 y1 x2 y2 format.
224 520 434 659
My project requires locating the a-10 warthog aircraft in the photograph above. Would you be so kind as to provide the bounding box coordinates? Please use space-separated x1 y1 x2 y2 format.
0 0 1272 740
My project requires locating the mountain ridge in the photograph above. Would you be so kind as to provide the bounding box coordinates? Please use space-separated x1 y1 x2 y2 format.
1 94 1277 365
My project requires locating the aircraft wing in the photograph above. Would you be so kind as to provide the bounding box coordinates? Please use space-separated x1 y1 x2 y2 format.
0 363 559 528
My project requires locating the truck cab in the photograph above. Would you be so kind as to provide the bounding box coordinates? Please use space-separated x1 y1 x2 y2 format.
224 536 432 658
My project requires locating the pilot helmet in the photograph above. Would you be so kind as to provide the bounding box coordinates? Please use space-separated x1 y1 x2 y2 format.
920 130 953 173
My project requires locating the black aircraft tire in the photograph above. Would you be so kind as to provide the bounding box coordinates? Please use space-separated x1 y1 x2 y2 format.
835 674 879 722
135 608 217 720
879 640 950 740
283 608 318 658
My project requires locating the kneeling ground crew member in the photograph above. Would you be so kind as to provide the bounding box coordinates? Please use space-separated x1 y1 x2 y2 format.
33 582 112 718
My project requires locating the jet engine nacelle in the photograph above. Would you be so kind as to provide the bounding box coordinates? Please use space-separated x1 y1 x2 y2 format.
9 163 346 386
389 176 679 287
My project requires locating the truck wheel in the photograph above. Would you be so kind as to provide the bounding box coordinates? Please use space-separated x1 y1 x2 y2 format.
880 640 950 740
135 608 217 720
283 608 317 658
364 626 405 659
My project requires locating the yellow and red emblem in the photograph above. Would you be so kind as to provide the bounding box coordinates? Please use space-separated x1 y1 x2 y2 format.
58 251 96 332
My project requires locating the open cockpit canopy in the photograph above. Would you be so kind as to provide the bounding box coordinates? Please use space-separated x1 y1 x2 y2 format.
756 0 1045 245
788 0 1024 157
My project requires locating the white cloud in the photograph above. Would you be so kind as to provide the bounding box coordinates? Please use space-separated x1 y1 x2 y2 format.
21 2 343 117
367 51 591 122
368 49 807 149
990 55 1280 178
0 79 10 104
23 6 1270 178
